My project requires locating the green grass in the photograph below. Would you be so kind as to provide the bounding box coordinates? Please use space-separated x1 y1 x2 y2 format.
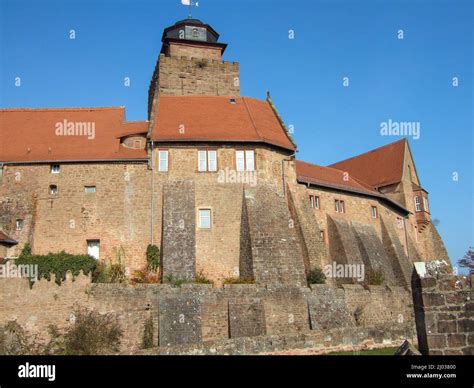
327 346 399 356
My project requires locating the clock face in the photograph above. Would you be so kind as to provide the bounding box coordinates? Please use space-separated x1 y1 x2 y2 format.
185 25 207 41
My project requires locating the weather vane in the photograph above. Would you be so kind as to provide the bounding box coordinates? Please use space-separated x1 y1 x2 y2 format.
181 0 199 19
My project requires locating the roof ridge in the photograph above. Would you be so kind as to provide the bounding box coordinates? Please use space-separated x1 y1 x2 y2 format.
329 138 407 167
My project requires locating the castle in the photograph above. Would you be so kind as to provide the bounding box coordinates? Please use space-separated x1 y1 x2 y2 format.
0 17 451 287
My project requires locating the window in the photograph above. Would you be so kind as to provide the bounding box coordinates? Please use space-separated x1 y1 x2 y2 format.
309 195 315 208
245 150 255 171
315 196 320 209
320 230 325 241
50 164 60 174
335 199 345 213
16 219 23 231
414 196 422 212
371 206 378 219
423 197 429 213
236 151 245 172
198 209 211 229
198 150 217 172
192 28 198 37
84 186 96 193
87 240 100 260
50 185 58 195
236 150 255 172
158 150 168 172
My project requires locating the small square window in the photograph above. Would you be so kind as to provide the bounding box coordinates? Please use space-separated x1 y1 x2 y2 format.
50 185 58 195
51 164 60 174
84 186 96 193
198 209 211 229
16 219 23 231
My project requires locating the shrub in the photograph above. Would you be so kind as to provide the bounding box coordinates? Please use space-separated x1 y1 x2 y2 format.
61 308 122 355
15 250 97 285
163 274 188 287
130 267 160 284
141 318 154 349
307 268 326 285
92 247 127 284
146 244 160 271
0 321 29 355
195 270 213 285
365 269 385 286
222 277 255 285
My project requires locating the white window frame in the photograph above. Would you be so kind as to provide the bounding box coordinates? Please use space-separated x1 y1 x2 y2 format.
371 206 378 219
158 150 169 172
309 195 314 208
236 150 255 172
208 150 217 172
245 150 255 172
84 186 96 193
50 164 60 174
198 150 207 172
423 197 429 213
16 219 23 231
87 239 100 260
198 150 217 172
414 196 422 212
236 151 245 172
198 209 212 229
315 195 320 209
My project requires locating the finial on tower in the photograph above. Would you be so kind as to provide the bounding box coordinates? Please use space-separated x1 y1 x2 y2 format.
181 0 199 19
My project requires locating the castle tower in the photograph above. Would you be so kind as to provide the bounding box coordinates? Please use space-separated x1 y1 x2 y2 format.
147 18 240 121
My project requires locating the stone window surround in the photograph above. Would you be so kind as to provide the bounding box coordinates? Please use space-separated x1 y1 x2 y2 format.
50 164 60 174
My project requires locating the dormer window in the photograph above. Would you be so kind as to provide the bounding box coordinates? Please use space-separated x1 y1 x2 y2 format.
192 28 198 37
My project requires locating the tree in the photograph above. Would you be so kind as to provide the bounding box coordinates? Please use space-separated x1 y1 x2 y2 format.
459 247 474 273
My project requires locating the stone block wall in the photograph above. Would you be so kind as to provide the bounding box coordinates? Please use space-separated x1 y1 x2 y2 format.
0 275 416 354
414 273 473 355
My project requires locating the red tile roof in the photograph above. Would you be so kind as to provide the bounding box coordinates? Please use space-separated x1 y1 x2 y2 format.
151 96 296 151
295 160 408 214
0 231 18 244
328 139 407 189
0 107 148 163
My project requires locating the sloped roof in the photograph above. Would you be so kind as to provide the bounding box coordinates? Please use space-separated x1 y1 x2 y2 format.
0 231 18 245
0 107 148 163
328 139 407 189
295 160 408 214
150 96 296 151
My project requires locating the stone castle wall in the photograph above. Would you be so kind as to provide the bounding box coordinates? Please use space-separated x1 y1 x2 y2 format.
0 274 415 354
414 272 473 355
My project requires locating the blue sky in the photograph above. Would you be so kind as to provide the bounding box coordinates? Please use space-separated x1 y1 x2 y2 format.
1 0 472 270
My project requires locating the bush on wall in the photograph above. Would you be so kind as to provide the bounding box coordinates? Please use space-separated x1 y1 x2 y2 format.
15 243 97 285
306 268 326 285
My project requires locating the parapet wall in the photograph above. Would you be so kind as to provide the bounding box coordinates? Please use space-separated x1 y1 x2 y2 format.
0 274 415 354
